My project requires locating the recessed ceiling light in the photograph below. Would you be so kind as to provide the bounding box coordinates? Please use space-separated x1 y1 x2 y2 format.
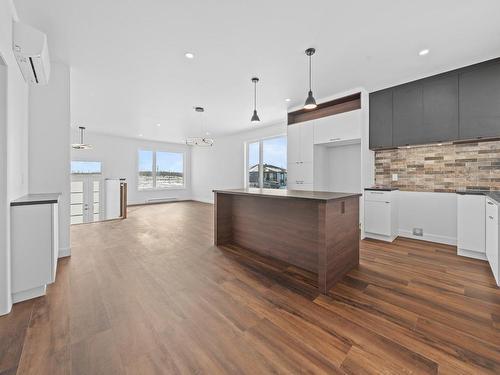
139 134 143 137
285 98 291 102
419 49 430 56
156 123 161 127
185 52 195 59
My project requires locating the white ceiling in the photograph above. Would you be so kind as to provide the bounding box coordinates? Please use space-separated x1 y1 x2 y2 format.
14 0 500 143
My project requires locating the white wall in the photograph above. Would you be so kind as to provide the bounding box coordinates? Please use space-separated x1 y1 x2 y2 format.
191 123 286 203
0 0 29 315
71 131 192 205
327 144 362 193
397 191 457 245
29 62 71 257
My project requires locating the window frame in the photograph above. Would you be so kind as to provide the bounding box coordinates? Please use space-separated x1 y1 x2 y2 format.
137 149 186 191
244 134 287 189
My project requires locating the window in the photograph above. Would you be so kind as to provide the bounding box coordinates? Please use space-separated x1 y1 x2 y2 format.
246 136 287 189
71 161 102 174
138 150 184 190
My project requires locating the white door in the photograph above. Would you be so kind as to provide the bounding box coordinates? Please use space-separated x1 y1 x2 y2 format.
287 124 301 164
486 200 499 284
457 195 486 253
364 200 391 236
70 175 103 224
299 122 314 163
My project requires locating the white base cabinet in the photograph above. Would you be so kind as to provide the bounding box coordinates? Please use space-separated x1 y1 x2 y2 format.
486 198 499 285
364 189 398 242
11 197 59 303
457 194 487 260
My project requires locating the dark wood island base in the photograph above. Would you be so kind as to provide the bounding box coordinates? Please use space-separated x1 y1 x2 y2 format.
214 189 361 294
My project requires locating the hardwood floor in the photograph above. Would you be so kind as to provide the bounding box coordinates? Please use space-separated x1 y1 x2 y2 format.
1 201 500 374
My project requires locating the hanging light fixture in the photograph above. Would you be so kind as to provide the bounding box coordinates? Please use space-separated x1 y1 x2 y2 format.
250 77 260 123
304 48 317 110
185 106 214 147
71 126 93 149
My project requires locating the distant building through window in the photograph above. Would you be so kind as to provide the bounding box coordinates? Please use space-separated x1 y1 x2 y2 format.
138 150 184 190
247 136 287 189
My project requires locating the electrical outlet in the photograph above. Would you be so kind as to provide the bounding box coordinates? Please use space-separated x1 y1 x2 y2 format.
392 173 398 182
413 228 423 237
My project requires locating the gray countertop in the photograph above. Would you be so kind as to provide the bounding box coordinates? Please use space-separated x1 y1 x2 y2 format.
456 190 500 205
11 193 61 207
213 188 361 201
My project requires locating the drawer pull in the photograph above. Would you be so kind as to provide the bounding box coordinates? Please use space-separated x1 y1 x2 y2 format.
370 192 384 194
487 201 494 205
330 138 341 141
489 216 494 220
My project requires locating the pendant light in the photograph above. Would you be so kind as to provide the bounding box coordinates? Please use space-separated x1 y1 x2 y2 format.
185 107 214 147
250 77 260 123
71 126 93 150
304 48 317 110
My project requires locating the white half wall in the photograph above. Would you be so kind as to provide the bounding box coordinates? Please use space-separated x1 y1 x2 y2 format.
29 62 71 258
397 191 457 245
70 131 192 205
0 0 29 315
191 123 286 203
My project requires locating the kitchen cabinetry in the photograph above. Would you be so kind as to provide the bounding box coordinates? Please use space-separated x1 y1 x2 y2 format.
369 58 500 149
459 61 500 140
11 194 60 303
486 198 499 285
287 122 314 190
457 194 486 259
421 73 459 143
364 189 398 242
314 109 361 145
369 89 393 149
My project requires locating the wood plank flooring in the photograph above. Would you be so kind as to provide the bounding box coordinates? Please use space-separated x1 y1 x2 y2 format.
1 201 500 374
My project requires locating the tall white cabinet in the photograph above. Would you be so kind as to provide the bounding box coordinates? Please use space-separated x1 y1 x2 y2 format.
287 121 314 190
10 194 60 303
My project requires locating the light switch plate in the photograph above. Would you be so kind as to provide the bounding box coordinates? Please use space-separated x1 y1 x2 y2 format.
392 173 398 181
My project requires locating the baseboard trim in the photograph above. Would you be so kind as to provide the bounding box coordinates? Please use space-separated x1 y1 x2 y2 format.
364 232 397 243
58 247 71 258
398 229 456 246
457 248 488 260
191 197 214 204
12 285 46 303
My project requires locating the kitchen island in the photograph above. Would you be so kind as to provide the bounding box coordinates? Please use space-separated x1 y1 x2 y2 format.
213 188 361 294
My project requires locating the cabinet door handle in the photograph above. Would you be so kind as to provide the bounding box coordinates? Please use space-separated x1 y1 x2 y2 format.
370 192 384 194
330 138 341 141
487 201 494 205
385 202 390 204
489 216 494 220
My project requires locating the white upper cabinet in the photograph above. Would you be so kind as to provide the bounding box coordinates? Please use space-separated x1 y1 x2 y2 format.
314 109 362 145
287 121 314 164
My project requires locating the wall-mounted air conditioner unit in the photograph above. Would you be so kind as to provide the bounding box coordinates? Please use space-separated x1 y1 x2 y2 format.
12 21 51 85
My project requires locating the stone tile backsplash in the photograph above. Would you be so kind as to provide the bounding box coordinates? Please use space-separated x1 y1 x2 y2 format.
374 140 500 192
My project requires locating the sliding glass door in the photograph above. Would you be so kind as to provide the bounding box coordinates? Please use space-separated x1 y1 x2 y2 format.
246 136 287 189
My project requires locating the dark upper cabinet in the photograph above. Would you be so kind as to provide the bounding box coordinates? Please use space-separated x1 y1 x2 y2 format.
459 61 500 140
369 57 500 149
393 82 423 146
369 89 393 149
421 73 459 143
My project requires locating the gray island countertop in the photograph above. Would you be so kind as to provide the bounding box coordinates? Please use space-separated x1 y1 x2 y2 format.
213 188 361 201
